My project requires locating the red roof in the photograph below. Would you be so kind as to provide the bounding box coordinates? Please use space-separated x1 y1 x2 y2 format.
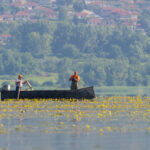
46 13 56 18
136 1 145 4
36 7 55 17
111 8 130 15
103 6 113 11
112 8 121 12
27 2 38 7
2 14 13 18
129 4 137 8
131 11 138 15
0 34 11 38
76 12 89 17
11 2 24 7
91 1 104 5
88 18 102 23
37 7 54 13
16 11 30 16
136 24 141 26
120 0 134 4
122 22 133 26
132 18 138 22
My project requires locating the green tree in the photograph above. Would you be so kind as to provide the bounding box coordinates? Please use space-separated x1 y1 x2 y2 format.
62 44 79 58
73 1 86 12
56 0 67 6
52 22 74 53
127 69 143 86
24 32 51 58
56 0 73 6
106 60 128 86
10 6 20 14
108 45 123 58
57 58 72 87
0 4 7 14
0 54 4 74
58 6 68 21
82 63 106 86
20 52 38 74
128 41 144 59
2 50 22 74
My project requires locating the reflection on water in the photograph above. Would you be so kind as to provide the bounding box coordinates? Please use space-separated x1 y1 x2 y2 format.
0 96 150 150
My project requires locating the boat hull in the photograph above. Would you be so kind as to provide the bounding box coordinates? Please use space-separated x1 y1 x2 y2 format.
1 86 95 101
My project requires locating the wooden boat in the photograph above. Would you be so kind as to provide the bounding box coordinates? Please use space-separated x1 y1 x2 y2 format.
1 86 95 101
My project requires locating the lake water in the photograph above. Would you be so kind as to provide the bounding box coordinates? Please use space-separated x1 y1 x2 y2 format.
0 96 150 150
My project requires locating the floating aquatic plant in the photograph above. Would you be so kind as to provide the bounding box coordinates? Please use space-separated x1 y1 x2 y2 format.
0 96 150 135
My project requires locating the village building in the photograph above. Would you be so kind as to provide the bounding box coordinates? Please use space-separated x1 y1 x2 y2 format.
87 17 104 26
14 11 30 21
0 34 11 45
1 14 14 22
75 10 95 19
0 0 146 32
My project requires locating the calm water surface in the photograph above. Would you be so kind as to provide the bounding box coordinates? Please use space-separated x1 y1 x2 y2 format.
0 96 150 150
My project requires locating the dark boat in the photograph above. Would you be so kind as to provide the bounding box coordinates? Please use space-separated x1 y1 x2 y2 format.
1 86 95 101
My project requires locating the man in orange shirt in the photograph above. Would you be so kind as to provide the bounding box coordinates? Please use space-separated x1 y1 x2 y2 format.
69 71 80 90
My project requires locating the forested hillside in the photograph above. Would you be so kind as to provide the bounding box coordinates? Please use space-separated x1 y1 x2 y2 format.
1 0 150 87
1 21 150 87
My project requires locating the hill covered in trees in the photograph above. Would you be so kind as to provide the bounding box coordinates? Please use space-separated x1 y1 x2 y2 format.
1 20 150 87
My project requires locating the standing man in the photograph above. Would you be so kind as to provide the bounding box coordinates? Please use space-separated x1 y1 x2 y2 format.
16 74 32 92
69 71 80 90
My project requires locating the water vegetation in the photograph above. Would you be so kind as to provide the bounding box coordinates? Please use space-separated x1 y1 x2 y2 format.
0 96 150 136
